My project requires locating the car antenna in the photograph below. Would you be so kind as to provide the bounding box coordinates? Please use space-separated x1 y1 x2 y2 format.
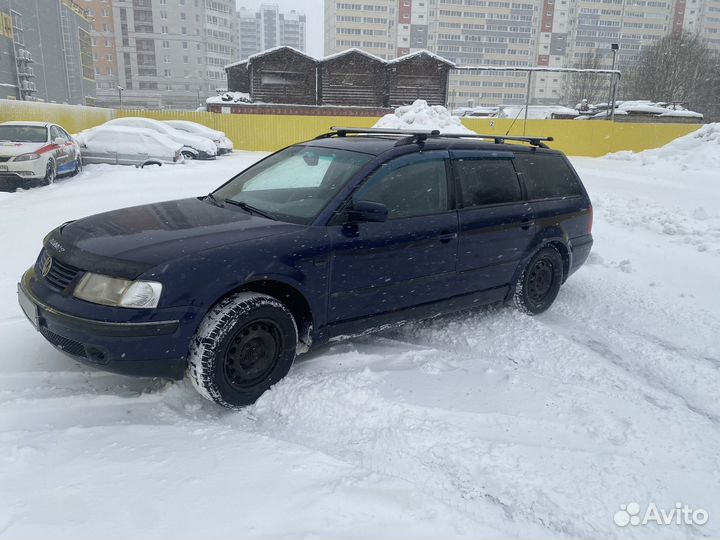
504 106 526 136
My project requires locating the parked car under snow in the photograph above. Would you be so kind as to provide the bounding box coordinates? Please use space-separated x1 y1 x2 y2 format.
77 126 183 167
162 120 233 155
102 118 217 160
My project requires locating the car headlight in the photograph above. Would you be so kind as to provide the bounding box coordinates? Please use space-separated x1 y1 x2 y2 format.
73 273 162 308
14 152 41 162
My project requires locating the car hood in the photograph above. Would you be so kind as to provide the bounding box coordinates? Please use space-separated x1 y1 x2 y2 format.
0 141 48 157
46 198 304 278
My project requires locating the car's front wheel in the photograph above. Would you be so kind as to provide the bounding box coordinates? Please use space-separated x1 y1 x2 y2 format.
41 161 55 186
513 246 564 315
181 150 196 160
187 292 298 408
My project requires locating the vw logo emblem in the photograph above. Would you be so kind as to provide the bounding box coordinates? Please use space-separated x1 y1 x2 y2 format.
41 256 52 277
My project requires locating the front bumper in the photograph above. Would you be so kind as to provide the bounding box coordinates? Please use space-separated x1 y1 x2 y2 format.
18 267 196 379
0 160 46 189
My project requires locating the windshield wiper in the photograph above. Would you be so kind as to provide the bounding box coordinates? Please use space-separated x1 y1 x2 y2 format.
224 199 276 220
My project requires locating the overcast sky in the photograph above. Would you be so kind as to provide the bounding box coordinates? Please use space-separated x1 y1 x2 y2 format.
235 0 326 57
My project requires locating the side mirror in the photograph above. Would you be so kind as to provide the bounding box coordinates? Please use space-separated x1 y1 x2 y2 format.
348 200 388 223
53 137 65 146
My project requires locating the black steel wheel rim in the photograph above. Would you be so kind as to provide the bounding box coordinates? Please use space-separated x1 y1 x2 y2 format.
527 257 554 303
224 319 282 389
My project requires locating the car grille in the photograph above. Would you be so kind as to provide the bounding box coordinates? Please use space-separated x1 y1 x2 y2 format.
0 156 11 163
39 326 87 358
40 250 81 291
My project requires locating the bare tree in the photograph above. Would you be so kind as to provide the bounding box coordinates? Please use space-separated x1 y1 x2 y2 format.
623 32 715 111
561 51 609 106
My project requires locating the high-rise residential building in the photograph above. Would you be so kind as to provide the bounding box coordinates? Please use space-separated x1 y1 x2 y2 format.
0 0 95 104
236 4 306 60
324 0 720 107
78 0 237 110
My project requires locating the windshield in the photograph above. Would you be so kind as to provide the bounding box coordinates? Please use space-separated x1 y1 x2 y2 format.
213 146 373 224
0 125 48 143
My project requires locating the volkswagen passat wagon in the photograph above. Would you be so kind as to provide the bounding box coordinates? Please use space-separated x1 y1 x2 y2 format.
18 128 593 408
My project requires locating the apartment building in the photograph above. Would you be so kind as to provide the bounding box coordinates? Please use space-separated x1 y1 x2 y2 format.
325 0 720 107
0 0 95 104
236 4 307 60
77 0 237 110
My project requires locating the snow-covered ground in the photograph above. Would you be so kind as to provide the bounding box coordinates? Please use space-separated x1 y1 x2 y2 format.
0 143 719 539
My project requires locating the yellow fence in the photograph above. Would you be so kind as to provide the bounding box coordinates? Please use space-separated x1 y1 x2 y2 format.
0 99 701 157
0 99 112 135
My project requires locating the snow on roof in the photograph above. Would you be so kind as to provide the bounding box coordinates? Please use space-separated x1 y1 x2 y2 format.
322 48 387 64
206 92 252 105
224 47 456 70
497 105 579 119
387 49 456 67
224 46 317 69
0 121 51 126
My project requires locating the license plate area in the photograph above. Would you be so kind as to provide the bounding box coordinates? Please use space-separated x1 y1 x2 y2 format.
18 285 39 329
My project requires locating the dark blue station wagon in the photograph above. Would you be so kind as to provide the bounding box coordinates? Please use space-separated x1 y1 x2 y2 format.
18 128 593 407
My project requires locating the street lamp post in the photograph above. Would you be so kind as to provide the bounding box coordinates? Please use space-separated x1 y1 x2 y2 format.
117 85 124 109
607 44 619 121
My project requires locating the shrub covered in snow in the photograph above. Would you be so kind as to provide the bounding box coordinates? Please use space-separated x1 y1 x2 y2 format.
606 122 720 170
374 99 476 134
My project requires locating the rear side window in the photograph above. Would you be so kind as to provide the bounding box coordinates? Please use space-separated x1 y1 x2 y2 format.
515 153 582 200
453 158 522 208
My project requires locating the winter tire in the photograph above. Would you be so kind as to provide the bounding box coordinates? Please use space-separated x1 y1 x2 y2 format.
42 161 55 186
513 246 563 315
181 150 196 160
187 292 298 408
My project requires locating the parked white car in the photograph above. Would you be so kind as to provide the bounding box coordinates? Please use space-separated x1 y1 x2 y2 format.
0 121 82 187
163 120 233 155
102 118 217 160
77 126 183 167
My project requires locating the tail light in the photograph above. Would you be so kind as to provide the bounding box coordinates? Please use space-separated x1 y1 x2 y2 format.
587 203 593 234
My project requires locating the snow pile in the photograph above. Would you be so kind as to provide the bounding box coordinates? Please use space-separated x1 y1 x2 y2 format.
498 105 579 119
374 99 476 134
606 123 720 170
576 100 703 120
207 92 252 105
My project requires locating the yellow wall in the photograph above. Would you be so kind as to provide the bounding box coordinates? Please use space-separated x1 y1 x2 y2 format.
0 99 701 157
117 110 378 152
0 99 112 135
459 118 700 157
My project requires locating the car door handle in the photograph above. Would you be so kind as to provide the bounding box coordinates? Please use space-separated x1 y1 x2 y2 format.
520 217 534 230
437 231 458 243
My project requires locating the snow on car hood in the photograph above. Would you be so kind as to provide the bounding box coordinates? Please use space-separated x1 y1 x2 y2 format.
0 141 48 157
45 197 303 278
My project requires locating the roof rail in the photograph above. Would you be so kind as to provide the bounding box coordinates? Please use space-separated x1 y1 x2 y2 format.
314 127 554 148
438 133 554 148
314 127 440 142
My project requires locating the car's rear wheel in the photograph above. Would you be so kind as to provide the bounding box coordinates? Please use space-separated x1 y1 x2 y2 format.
513 246 563 315
41 161 55 186
187 292 297 408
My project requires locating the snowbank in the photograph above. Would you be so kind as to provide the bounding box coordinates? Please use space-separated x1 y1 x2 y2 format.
606 122 720 169
207 92 252 105
374 100 475 134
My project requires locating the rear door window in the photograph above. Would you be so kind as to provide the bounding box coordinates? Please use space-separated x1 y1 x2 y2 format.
453 157 522 208
515 153 582 200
